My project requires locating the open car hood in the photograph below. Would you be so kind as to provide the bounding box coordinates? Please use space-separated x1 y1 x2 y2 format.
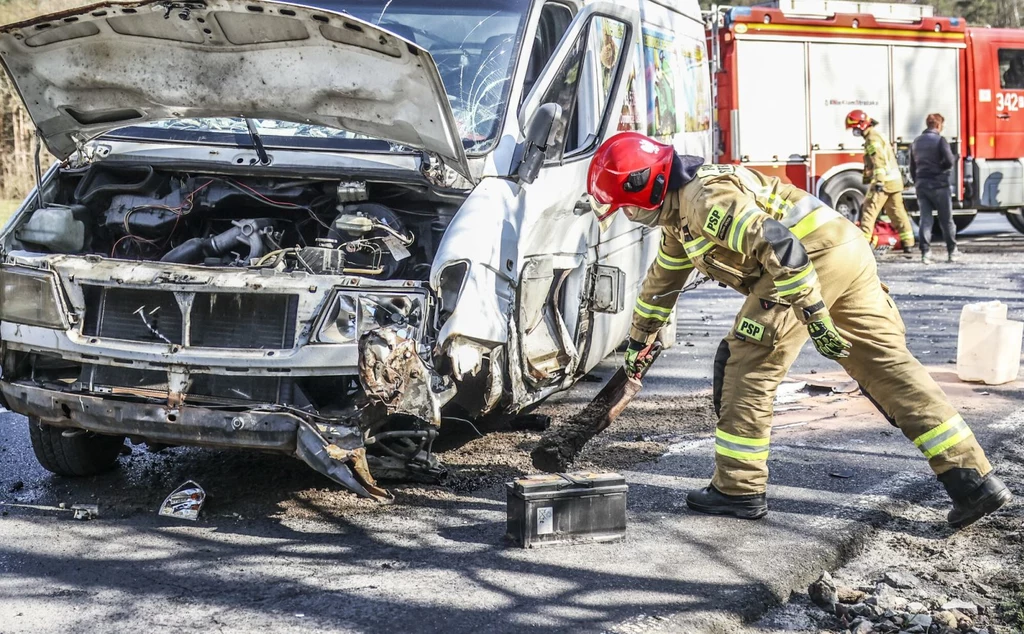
0 0 472 180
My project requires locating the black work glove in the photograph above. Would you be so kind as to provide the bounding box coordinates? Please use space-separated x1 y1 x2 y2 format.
873 182 885 193
623 337 655 380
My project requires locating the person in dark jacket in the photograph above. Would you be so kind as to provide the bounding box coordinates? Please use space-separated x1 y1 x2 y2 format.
910 113 959 263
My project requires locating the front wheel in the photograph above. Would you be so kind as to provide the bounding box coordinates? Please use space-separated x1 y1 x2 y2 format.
1007 210 1024 234
28 417 125 476
821 172 867 224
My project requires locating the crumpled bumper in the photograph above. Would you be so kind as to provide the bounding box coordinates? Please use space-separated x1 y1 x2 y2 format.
1 381 390 501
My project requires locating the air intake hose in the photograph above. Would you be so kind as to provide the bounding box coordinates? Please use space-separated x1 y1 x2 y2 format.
161 219 273 264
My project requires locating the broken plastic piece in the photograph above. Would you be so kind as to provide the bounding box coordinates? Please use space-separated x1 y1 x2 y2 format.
158 480 206 521
71 504 99 520
0 500 99 520
295 422 392 502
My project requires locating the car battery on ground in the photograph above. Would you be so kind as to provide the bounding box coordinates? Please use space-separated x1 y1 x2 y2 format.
505 471 627 548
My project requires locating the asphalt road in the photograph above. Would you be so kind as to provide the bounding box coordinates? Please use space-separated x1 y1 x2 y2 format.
0 214 1021 634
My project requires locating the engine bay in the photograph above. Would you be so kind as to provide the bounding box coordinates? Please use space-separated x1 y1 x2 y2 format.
9 163 461 280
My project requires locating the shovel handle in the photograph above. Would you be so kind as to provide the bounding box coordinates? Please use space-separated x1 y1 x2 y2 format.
634 340 664 382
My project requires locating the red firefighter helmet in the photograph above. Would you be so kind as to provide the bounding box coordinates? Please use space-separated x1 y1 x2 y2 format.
845 109 872 131
587 132 675 224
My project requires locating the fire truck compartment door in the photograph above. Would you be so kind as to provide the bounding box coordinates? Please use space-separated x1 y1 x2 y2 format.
735 40 808 162
989 41 1024 159
809 43 891 151
892 47 960 141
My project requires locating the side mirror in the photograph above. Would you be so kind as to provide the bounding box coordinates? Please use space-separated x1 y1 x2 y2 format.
516 103 562 185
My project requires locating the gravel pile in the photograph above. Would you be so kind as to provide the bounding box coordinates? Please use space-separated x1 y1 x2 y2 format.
807 570 996 634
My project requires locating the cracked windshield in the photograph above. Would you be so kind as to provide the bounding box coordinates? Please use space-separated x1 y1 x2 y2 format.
131 0 530 154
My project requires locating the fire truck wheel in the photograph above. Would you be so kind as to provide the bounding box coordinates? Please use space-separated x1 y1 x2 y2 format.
953 214 976 233
920 213 976 238
1006 210 1024 234
821 172 867 224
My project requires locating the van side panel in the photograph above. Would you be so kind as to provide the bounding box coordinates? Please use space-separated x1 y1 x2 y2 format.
627 0 713 160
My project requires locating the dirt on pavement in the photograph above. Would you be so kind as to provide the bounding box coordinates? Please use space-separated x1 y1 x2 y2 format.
0 381 718 523
754 411 1024 634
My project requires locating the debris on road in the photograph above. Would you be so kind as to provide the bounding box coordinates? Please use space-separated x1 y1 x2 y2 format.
0 501 98 520
882 569 920 589
509 414 552 432
158 480 206 521
803 567 998 634
808 571 839 610
761 433 1024 634
776 376 861 407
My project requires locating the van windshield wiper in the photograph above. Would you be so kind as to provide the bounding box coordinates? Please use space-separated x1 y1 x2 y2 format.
244 118 271 166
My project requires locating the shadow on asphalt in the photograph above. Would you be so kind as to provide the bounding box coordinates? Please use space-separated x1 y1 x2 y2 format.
0 426 958 632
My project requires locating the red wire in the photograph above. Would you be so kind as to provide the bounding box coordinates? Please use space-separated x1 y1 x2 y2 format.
228 178 303 208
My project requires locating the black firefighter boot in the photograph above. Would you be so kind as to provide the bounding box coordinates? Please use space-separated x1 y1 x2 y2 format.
686 484 768 520
939 468 1013 529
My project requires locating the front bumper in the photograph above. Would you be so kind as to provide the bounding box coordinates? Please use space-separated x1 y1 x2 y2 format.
3 381 392 500
3 381 301 451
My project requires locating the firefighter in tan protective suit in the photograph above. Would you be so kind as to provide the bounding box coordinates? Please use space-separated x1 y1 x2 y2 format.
846 109 916 254
586 132 1010 527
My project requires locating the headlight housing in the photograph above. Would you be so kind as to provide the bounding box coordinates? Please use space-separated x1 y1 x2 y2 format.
316 291 426 344
0 266 67 329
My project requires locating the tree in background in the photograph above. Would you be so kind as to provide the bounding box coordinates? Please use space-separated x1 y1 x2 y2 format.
0 0 91 200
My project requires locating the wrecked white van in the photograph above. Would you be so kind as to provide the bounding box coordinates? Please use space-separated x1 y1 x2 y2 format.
0 0 710 498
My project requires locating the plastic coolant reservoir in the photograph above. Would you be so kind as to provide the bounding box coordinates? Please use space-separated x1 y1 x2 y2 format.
956 301 1023 385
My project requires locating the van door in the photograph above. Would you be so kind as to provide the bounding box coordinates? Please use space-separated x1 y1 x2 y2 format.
515 2 640 387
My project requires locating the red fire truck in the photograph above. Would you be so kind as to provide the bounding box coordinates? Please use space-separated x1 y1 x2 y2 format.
706 0 1024 236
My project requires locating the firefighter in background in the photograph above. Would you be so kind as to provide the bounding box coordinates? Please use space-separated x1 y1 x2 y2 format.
587 132 1010 528
845 110 916 255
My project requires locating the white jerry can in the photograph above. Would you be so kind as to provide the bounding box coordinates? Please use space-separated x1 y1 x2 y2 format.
956 301 1024 385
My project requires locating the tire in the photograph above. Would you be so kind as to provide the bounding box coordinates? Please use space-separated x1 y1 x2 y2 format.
28 417 125 476
926 213 974 240
821 172 868 223
954 213 977 233
1007 210 1024 234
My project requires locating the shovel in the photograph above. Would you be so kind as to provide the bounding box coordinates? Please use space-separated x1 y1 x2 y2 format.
531 341 663 472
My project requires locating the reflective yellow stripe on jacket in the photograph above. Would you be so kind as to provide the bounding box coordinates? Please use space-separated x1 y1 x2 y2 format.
724 206 761 252
684 236 714 259
780 197 842 240
656 247 694 271
634 298 672 322
735 169 794 219
774 263 819 297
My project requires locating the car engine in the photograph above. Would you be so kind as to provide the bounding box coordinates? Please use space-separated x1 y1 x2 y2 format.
11 163 456 280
